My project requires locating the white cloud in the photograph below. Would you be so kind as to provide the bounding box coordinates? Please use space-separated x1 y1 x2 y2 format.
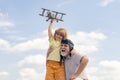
17 54 46 80
87 60 120 80
99 60 120 68
17 68 42 80
18 54 46 67
0 37 48 53
0 12 8 18
98 60 120 80
69 32 107 54
0 39 10 50
0 71 9 77
0 20 14 27
99 0 115 7
0 12 14 27
11 38 48 52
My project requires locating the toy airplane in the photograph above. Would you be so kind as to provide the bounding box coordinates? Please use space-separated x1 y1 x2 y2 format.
39 8 66 22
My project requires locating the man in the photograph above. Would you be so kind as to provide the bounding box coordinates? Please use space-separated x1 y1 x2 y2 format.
60 39 89 80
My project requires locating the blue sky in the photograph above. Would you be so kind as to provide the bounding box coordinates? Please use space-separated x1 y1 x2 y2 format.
0 0 120 80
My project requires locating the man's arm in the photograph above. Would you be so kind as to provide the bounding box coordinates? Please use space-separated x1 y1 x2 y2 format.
46 46 53 58
46 46 54 65
70 56 89 80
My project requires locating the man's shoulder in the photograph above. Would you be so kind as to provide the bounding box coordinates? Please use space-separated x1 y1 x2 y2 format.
71 52 83 60
74 52 84 57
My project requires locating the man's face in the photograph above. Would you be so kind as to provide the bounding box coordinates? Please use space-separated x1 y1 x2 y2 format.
60 43 70 57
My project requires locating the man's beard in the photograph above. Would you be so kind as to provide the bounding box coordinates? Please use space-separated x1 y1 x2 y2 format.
60 51 68 56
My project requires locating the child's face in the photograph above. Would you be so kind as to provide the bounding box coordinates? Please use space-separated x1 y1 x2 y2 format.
55 33 63 41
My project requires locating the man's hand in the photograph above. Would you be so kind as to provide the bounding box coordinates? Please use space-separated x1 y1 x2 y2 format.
70 73 78 80
46 46 54 66
48 46 54 54
69 56 89 80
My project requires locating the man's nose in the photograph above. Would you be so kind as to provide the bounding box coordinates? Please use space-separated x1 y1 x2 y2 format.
61 45 65 48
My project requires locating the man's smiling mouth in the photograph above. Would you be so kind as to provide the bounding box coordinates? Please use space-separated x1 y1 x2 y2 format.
61 49 65 52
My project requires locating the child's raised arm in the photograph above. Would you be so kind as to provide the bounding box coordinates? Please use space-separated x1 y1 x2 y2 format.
48 19 55 39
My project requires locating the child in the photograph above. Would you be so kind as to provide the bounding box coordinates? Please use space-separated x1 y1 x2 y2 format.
45 19 67 80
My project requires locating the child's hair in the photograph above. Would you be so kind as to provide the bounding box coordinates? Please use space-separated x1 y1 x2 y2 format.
54 28 67 40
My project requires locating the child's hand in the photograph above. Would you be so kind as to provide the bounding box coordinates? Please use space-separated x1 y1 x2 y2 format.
50 19 55 23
